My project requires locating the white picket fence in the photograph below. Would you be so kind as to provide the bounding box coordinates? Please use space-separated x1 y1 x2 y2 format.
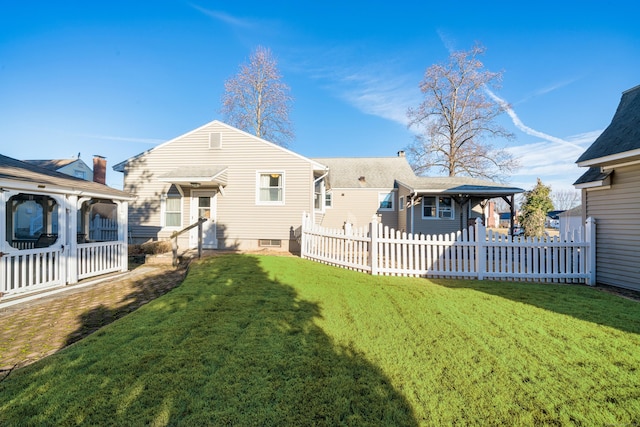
301 214 596 284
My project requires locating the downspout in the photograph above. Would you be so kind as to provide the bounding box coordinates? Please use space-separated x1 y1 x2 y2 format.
410 194 415 235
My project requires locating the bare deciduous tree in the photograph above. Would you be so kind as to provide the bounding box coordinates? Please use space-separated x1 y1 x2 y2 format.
221 46 294 147
406 44 518 181
552 189 581 211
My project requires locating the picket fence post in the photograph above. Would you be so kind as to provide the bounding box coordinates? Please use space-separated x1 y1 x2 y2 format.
301 212 308 259
585 217 596 286
369 215 379 275
475 217 486 280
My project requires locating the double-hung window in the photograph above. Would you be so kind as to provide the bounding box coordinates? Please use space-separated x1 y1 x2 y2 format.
325 192 333 208
257 172 284 205
422 196 454 219
163 195 182 227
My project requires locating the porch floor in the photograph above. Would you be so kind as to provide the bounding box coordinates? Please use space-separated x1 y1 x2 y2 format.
0 263 187 374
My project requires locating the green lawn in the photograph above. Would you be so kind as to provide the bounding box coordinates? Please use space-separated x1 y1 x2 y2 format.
1 254 639 426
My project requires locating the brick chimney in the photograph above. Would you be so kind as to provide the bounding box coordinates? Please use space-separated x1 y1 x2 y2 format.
93 155 106 184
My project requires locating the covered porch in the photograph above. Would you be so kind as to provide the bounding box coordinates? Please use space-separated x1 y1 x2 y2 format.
0 154 133 299
397 177 524 235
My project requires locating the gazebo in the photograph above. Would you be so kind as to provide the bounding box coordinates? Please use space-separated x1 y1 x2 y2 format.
1 154 134 298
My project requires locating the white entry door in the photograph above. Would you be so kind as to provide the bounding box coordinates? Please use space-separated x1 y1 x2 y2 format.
190 190 217 249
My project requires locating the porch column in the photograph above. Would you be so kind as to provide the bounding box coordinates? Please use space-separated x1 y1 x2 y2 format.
117 201 129 273
67 195 79 284
0 190 6 292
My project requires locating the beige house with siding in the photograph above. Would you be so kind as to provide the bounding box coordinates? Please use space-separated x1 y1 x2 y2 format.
312 155 416 229
113 121 327 252
574 84 640 291
114 120 524 253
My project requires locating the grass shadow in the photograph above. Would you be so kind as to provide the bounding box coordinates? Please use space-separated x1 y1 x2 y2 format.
430 278 640 334
0 254 417 425
64 267 187 347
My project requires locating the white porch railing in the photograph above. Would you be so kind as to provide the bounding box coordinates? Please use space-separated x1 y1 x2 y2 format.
77 241 125 280
0 247 63 295
301 214 596 285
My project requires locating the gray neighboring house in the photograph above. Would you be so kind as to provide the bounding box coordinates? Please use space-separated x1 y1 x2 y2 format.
396 176 524 235
574 84 640 291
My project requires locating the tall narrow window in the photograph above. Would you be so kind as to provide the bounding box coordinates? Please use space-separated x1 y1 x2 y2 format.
314 180 322 211
422 196 436 217
164 196 182 227
257 172 284 204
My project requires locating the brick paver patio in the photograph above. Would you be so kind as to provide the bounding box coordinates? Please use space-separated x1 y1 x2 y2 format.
0 264 186 375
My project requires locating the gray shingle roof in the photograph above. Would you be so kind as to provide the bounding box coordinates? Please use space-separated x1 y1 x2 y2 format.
397 176 524 196
576 85 640 164
573 167 612 186
312 157 416 189
23 159 80 170
0 154 131 199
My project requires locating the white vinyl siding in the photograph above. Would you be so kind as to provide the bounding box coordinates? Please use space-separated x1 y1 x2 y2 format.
122 121 317 250
319 188 398 229
209 132 222 149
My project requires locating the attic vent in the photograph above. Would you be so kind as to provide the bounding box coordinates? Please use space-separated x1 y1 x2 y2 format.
209 132 222 149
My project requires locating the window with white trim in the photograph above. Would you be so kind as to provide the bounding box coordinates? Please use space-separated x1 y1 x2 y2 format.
325 192 333 208
378 192 394 211
257 172 284 204
399 195 405 211
314 180 323 211
162 195 182 227
422 196 454 219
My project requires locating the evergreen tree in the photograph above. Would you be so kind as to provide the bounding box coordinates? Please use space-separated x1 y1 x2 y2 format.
519 178 554 238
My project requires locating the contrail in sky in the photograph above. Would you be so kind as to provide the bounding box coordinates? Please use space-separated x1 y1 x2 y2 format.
485 88 583 151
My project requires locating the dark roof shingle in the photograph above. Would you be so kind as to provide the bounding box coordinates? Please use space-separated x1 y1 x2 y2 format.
576 85 640 164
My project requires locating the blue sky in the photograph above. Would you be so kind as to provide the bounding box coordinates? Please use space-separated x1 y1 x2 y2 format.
1 1 638 192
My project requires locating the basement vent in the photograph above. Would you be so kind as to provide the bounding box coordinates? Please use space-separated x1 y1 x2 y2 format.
209 132 222 149
259 239 282 248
